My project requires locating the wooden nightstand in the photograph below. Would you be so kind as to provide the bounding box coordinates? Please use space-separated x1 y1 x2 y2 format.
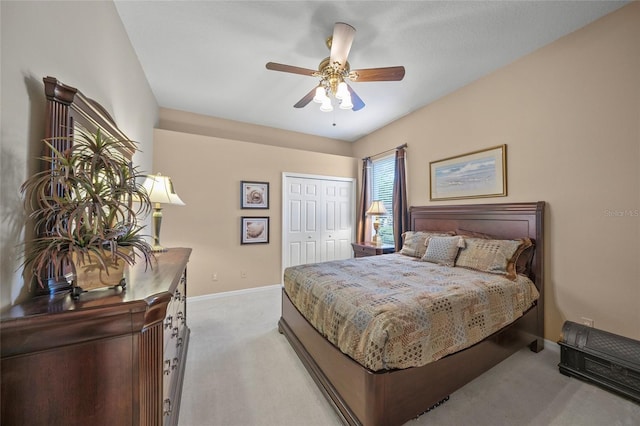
351 242 395 258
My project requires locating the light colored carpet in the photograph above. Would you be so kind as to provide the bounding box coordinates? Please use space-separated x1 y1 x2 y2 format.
179 285 640 426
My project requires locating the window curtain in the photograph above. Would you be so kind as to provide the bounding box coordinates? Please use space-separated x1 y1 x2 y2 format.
356 158 372 242
392 147 408 251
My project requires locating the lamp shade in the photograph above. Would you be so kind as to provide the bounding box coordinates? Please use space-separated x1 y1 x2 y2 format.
313 86 328 103
335 81 349 100
142 173 185 205
339 93 353 110
366 200 387 216
320 98 333 112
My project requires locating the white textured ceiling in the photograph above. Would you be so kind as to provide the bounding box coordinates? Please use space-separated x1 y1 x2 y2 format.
115 1 627 142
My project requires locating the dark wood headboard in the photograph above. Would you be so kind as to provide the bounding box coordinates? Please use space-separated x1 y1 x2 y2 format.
409 201 545 329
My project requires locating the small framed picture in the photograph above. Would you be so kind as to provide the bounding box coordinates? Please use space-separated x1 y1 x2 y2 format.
241 217 269 244
241 181 269 209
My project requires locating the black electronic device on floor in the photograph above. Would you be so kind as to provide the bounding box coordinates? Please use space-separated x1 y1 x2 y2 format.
559 320 640 403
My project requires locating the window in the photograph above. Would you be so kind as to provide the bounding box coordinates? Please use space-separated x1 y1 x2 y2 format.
371 155 395 245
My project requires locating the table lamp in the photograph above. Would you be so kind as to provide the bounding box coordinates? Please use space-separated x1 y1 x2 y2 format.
142 173 185 252
366 200 388 246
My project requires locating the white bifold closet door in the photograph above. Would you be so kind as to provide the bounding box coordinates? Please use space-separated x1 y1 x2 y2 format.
283 174 354 269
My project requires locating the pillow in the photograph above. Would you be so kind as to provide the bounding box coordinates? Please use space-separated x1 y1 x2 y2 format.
400 231 454 258
421 236 465 267
515 240 535 275
455 238 532 280
456 231 535 276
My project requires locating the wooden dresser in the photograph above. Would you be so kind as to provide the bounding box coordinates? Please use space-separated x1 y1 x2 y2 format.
0 248 191 426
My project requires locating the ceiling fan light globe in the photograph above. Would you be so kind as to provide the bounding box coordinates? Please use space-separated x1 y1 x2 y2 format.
313 86 327 103
320 99 333 112
339 95 353 110
335 81 349 100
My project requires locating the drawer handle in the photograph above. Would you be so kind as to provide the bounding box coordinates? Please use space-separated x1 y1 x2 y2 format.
176 311 185 324
163 360 171 375
177 337 183 348
172 327 179 338
163 398 172 416
171 357 179 370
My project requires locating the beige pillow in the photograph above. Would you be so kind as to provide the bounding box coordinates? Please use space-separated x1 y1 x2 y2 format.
455 238 532 280
400 231 454 258
515 241 535 275
421 236 465 266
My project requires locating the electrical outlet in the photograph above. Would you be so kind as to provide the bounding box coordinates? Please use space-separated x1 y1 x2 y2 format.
581 317 594 327
212 273 218 282
240 271 247 279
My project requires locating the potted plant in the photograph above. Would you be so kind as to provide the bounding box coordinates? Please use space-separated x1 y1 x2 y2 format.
21 127 153 299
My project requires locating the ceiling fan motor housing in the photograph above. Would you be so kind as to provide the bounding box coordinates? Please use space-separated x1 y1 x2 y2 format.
315 57 351 95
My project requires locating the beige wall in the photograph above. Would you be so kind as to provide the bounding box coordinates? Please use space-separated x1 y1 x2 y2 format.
0 1 158 308
153 129 358 298
354 4 640 341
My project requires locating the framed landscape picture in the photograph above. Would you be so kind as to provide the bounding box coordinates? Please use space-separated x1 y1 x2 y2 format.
241 181 269 209
430 145 507 201
241 217 269 244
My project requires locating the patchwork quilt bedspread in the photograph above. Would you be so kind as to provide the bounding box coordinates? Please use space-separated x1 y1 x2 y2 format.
283 254 539 371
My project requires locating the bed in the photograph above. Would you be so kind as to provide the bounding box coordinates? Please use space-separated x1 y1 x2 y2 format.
278 202 545 426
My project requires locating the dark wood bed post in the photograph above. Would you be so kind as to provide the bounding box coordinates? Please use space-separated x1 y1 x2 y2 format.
279 201 546 426
532 200 545 351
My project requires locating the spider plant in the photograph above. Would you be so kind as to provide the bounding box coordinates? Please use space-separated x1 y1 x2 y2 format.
20 127 153 293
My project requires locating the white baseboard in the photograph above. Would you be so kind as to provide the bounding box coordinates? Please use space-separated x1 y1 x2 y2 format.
187 284 282 303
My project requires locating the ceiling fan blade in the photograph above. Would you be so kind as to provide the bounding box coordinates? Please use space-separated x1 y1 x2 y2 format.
351 66 406 82
266 62 316 77
293 86 318 108
329 22 355 67
346 84 365 111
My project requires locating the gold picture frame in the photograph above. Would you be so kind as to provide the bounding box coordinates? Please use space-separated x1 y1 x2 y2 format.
429 145 507 201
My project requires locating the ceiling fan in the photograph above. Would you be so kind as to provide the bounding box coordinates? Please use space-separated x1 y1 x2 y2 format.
266 22 405 112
